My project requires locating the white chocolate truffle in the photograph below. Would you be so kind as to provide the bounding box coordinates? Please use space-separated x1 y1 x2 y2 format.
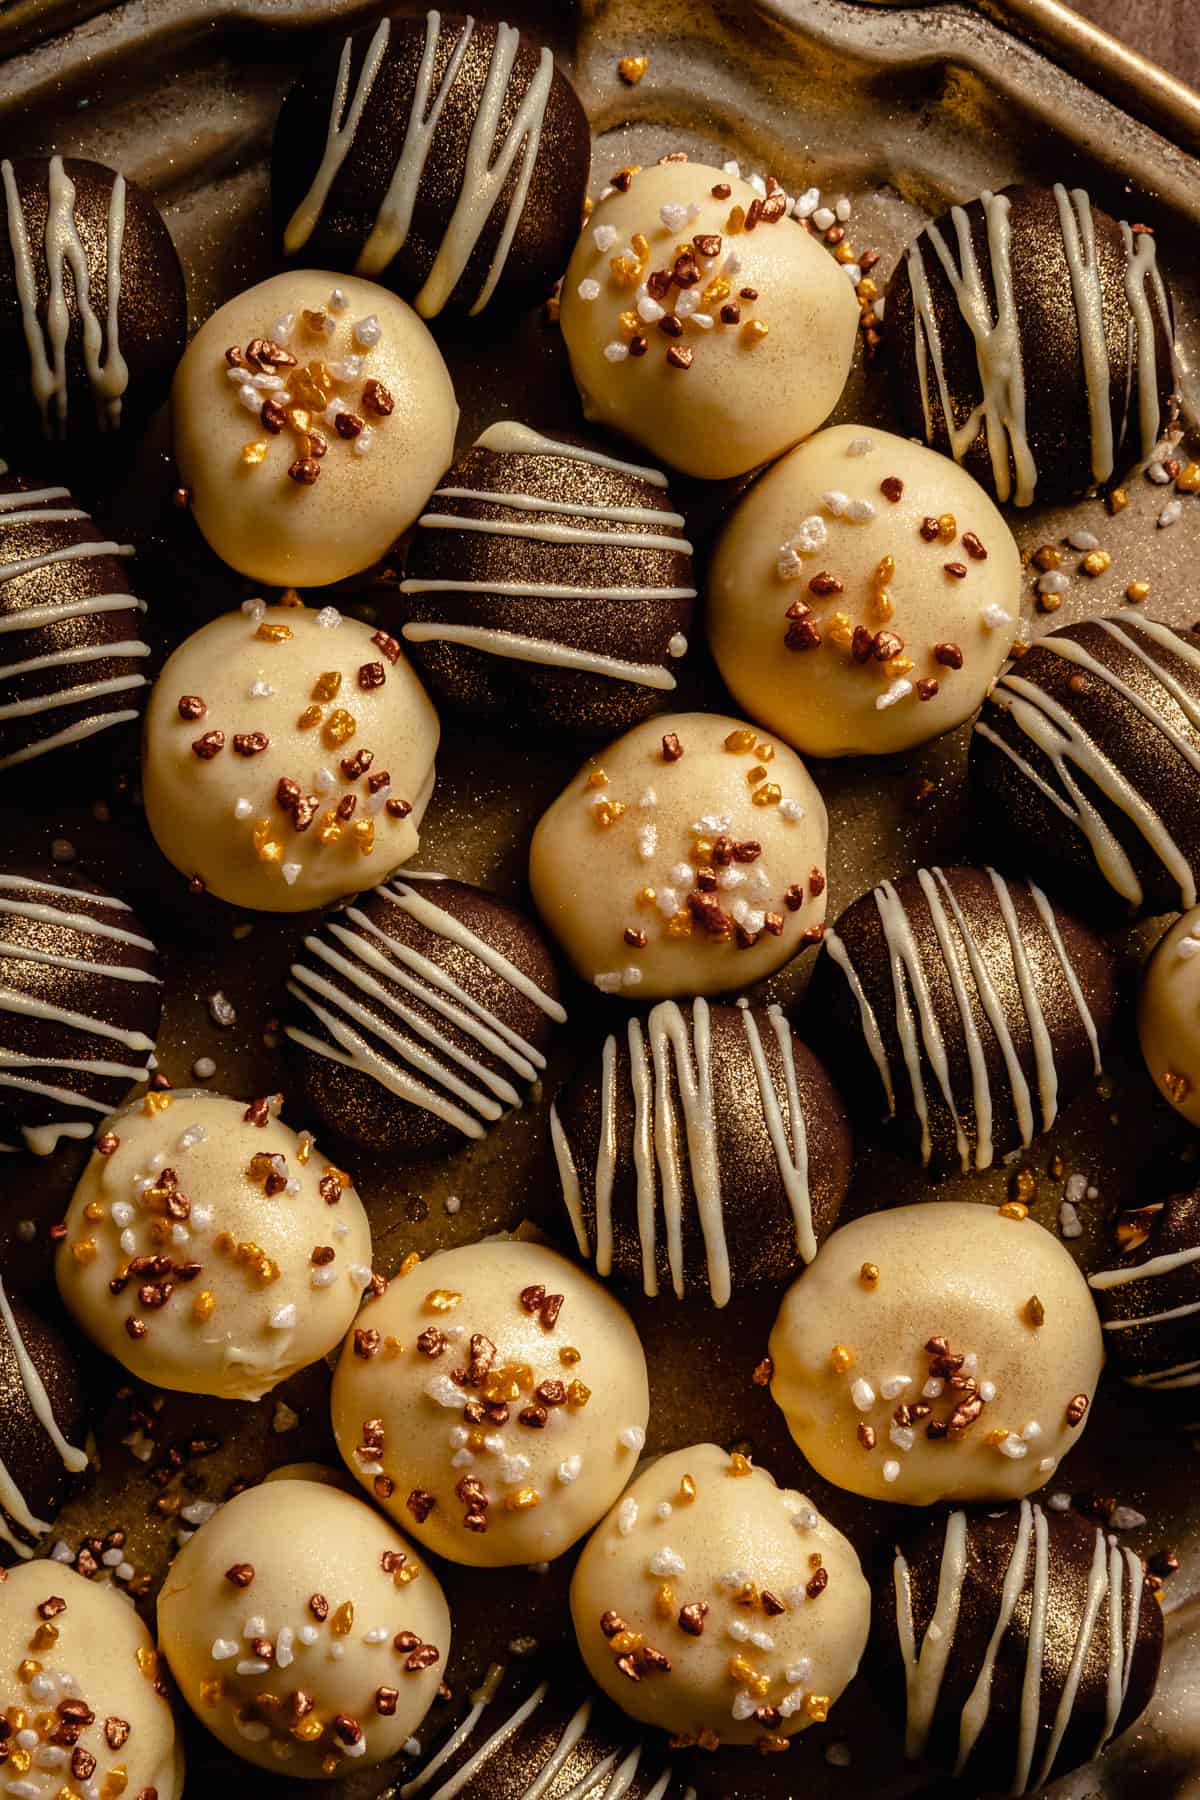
708 425 1023 757
528 711 828 999
570 1442 869 1746
56 1091 372 1401
560 162 858 480
331 1240 649 1568
141 603 439 913
769 1202 1103 1506
1138 908 1200 1125
0 1561 184 1799
158 1479 450 1779
173 270 458 587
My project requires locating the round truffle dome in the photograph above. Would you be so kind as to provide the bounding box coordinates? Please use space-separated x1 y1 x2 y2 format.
885 183 1175 505
528 712 829 1001
0 475 151 771
768 1202 1104 1505
873 1501 1163 1793
0 1560 185 1798
972 616 1200 918
390 421 696 734
559 158 859 480
331 1239 649 1568
0 155 187 453
1089 1184 1200 1390
284 873 564 1156
804 865 1117 1174
0 1276 89 1562
273 12 590 319
56 1090 373 1401
172 270 457 587
158 1478 450 1778
1139 908 1200 1125
550 1000 851 1304
141 602 439 913
570 1442 870 1747
0 862 162 1157
707 424 1023 757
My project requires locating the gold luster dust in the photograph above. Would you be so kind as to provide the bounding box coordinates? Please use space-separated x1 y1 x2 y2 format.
1163 1069 1191 1105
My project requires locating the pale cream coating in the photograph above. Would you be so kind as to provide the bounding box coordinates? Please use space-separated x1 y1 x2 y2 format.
141 603 439 913
158 1479 450 1780
769 1202 1103 1506
0 1561 184 1799
173 270 458 586
559 161 858 479
55 1092 373 1402
708 425 1024 757
528 711 827 999
569 1442 869 1747
330 1239 649 1569
1138 907 1200 1126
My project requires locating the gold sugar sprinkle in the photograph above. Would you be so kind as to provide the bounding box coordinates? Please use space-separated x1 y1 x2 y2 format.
255 622 293 644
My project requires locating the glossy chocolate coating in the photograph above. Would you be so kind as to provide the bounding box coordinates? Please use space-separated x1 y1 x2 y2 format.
284 876 563 1155
804 865 1117 1176
0 1289 88 1561
1089 1186 1200 1389
886 184 1174 505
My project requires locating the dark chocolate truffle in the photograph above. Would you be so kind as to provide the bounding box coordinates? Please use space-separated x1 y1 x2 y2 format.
874 1502 1163 1794
392 421 696 734
550 998 851 1305
0 155 186 451
284 872 565 1154
805 865 1116 1175
972 615 1200 917
0 1276 88 1561
0 474 149 770
885 183 1175 505
393 1657 693 1800
1089 1186 1200 1391
272 12 590 318
0 864 162 1155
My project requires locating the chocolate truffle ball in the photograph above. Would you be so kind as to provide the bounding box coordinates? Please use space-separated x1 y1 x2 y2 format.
0 1276 88 1562
886 183 1175 506
56 1091 373 1401
570 1443 870 1748
1089 1186 1200 1390
560 159 859 480
273 12 589 319
391 422 696 735
708 424 1023 757
1138 908 1200 1124
285 872 564 1155
529 712 829 1000
141 602 439 913
0 475 150 770
874 1501 1163 1793
0 154 186 453
973 616 1200 918
158 1478 450 1778
331 1239 649 1569
1 1561 185 1797
770 1203 1103 1505
396 1657 695 1799
0 863 162 1156
804 865 1116 1175
172 272 458 587
550 999 851 1305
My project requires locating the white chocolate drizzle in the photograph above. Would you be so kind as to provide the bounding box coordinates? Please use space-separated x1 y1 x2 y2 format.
978 616 1200 908
285 877 563 1141
0 1271 87 1559
551 999 816 1307
822 867 1100 1171
2 154 129 437
286 13 557 318
401 622 679 690
896 1503 1146 1792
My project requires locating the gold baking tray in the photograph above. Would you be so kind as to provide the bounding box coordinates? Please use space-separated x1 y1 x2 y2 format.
1 0 1200 1795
